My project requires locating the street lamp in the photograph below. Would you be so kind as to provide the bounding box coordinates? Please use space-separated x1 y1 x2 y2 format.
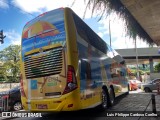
109 19 112 47
135 38 139 80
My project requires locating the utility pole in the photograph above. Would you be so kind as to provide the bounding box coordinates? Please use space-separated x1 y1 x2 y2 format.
109 19 112 47
0 30 6 44
135 38 139 80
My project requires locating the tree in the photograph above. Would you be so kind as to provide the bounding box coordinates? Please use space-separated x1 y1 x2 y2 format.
0 45 20 82
154 63 160 72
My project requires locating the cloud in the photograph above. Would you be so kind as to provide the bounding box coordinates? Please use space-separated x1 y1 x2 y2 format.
98 32 104 38
4 30 21 45
12 0 96 19
97 13 151 49
112 36 151 49
0 0 9 9
98 13 126 38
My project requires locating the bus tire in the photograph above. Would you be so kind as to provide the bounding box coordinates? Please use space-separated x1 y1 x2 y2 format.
108 87 115 107
101 88 108 110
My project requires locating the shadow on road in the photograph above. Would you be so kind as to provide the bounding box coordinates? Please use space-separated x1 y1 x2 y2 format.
30 94 129 120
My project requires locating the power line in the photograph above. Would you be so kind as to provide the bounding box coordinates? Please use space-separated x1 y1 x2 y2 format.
1 0 36 17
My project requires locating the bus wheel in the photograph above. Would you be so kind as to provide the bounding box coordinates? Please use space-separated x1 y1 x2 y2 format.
109 88 115 106
101 89 108 109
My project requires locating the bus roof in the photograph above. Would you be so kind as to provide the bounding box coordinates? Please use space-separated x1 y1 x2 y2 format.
24 7 64 28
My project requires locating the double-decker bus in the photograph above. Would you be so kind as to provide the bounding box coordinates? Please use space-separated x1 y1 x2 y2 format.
20 7 129 111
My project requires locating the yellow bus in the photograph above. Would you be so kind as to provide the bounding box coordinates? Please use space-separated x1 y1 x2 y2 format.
20 7 129 111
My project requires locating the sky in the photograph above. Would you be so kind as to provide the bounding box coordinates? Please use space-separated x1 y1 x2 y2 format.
0 0 151 51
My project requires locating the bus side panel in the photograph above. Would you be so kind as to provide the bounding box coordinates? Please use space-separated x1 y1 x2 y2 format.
106 45 129 96
64 8 81 110
76 34 103 109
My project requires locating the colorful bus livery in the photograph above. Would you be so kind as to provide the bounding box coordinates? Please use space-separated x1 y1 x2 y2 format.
21 9 66 59
20 7 129 111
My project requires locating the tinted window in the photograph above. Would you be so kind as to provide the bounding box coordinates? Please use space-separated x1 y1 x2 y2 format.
153 79 160 83
73 13 107 54
81 60 91 80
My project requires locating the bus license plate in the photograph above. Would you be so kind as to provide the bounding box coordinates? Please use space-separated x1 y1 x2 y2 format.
37 104 48 109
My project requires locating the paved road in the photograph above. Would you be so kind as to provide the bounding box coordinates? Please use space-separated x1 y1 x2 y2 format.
1 92 160 120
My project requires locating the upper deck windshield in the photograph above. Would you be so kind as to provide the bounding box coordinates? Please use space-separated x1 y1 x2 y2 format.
21 8 66 59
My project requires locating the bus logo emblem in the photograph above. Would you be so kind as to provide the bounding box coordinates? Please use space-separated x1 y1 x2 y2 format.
39 48 43 53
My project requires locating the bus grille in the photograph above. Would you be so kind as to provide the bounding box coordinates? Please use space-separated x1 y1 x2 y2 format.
24 47 63 79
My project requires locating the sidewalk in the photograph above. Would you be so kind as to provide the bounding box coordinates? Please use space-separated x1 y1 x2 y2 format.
0 93 160 120
106 93 160 120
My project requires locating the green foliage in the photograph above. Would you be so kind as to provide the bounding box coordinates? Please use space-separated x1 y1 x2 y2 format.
0 45 20 82
129 68 149 76
154 63 160 72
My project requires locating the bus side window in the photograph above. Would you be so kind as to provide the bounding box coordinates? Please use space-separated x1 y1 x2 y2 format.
80 60 91 80
80 59 92 89
80 60 87 90
86 62 91 80
80 60 86 80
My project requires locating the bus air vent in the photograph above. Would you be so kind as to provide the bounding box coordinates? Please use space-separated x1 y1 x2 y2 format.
24 46 63 79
